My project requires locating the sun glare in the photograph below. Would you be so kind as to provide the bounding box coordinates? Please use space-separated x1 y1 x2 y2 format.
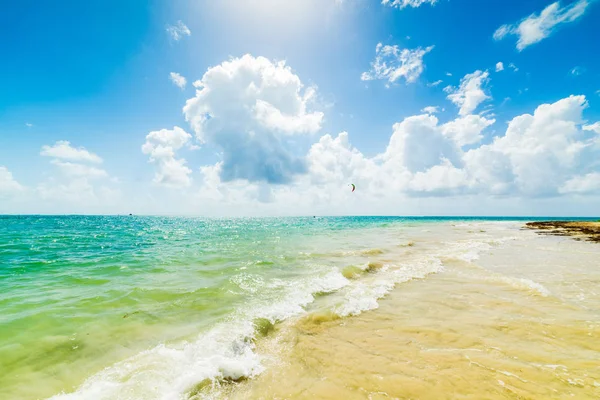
214 0 333 39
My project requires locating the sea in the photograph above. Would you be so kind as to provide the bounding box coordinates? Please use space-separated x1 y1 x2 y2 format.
1 216 599 399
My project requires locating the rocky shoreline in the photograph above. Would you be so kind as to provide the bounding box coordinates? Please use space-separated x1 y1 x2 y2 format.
524 221 600 243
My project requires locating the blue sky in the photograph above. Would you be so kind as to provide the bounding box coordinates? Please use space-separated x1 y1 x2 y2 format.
1 0 600 215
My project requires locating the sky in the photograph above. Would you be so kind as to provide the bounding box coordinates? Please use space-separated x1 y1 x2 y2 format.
1 0 600 216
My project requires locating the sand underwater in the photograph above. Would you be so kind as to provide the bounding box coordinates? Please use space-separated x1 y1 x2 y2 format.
1 216 599 399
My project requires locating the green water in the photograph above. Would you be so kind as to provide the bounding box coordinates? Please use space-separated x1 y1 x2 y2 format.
0 215 593 399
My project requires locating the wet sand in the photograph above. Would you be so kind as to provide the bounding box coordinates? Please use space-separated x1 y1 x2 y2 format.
219 223 600 400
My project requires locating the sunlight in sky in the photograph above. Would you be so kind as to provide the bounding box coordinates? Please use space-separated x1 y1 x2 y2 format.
208 0 332 43
1 0 599 216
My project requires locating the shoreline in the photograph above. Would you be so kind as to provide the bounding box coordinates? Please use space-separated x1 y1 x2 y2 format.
223 221 600 399
6 219 600 399
524 221 600 243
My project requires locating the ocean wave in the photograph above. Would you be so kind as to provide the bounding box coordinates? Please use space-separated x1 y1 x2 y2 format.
492 275 551 297
46 233 514 399
335 258 444 317
48 321 263 400
48 269 351 400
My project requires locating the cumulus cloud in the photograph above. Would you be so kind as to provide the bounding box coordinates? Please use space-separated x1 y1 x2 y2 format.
307 132 380 187
361 43 434 85
421 106 440 114
191 92 600 213
467 95 594 196
37 178 120 206
50 160 109 180
25 123 33 127
560 172 600 194
169 72 187 89
383 114 462 174
496 62 504 72
0 166 24 196
427 80 443 87
408 159 471 195
36 142 119 207
508 63 519 72
445 70 491 116
183 54 323 184
130 54 600 213
381 0 438 8
493 0 590 51
41 141 103 163
583 122 600 133
441 114 496 146
142 126 193 188
166 21 191 41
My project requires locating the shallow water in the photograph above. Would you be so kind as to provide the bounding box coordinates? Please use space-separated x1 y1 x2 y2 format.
227 223 600 400
1 216 598 399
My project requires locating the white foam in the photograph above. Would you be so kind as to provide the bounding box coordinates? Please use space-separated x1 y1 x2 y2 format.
495 276 551 297
444 240 492 262
335 258 444 317
47 228 518 399
49 321 262 400
335 280 395 316
49 269 351 400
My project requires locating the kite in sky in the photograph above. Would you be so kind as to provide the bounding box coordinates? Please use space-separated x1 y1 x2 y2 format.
350 183 355 192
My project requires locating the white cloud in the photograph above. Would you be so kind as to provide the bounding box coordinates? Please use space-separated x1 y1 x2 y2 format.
571 66 585 76
50 160 109 180
421 106 440 114
445 70 491 116
383 114 462 174
40 141 103 164
0 166 25 196
166 21 191 41
361 43 434 84
445 72 452 76
142 127 193 188
184 92 600 215
495 62 504 72
25 123 33 127
583 122 600 133
183 54 323 184
36 142 119 208
308 132 378 182
408 159 471 195
493 0 590 51
560 172 600 194
493 25 512 41
467 95 592 197
441 114 496 146
508 63 519 72
169 72 187 89
427 80 443 87
381 0 438 9
37 178 120 207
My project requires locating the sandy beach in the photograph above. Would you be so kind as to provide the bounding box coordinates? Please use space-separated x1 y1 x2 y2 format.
221 221 600 400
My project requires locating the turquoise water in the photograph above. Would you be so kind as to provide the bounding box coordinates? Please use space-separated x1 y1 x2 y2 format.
0 215 596 399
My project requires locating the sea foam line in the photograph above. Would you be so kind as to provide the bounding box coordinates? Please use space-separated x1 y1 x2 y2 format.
48 234 513 400
48 269 350 400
